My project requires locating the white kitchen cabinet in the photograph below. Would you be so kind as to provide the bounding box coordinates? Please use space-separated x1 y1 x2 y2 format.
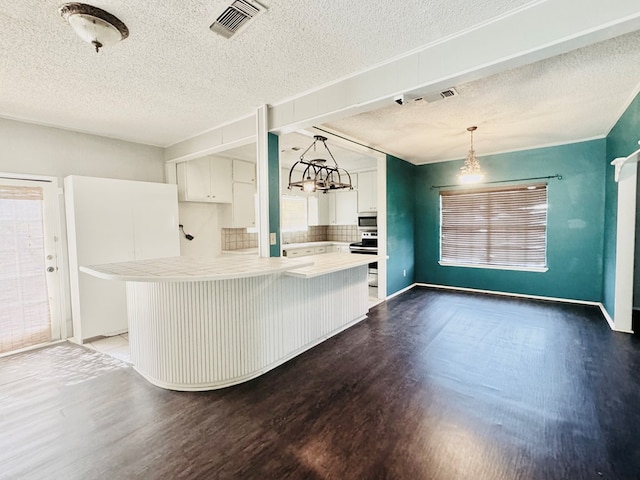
319 190 357 225
284 245 333 257
222 160 257 228
177 156 232 203
308 195 331 226
231 182 256 228
285 247 314 257
233 159 256 184
335 190 358 225
357 170 377 213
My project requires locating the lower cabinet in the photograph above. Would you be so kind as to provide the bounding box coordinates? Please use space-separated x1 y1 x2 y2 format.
284 245 339 257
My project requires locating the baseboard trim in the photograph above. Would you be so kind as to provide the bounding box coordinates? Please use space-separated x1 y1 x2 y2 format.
414 283 633 334
386 283 417 301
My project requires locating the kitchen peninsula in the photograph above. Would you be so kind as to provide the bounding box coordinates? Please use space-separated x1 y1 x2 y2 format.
80 253 377 391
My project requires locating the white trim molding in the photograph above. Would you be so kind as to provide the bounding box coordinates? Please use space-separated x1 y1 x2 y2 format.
610 140 640 333
411 283 633 334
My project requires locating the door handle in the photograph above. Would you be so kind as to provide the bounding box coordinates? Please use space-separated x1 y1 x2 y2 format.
47 267 55 273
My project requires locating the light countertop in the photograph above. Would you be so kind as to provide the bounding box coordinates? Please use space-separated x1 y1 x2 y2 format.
80 252 376 282
284 252 380 279
80 256 313 282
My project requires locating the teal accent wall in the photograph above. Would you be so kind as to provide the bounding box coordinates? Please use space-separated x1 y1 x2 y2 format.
414 139 606 302
268 132 281 257
603 91 640 315
386 155 416 295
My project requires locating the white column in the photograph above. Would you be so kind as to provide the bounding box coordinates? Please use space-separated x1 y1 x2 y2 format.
256 105 270 257
612 148 639 333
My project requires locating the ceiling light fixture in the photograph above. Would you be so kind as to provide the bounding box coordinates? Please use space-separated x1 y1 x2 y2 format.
287 135 353 194
458 126 485 184
60 3 129 53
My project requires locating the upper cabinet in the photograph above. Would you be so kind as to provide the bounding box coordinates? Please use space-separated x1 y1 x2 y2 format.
233 159 256 184
228 160 257 228
177 156 232 203
316 190 358 226
357 170 377 213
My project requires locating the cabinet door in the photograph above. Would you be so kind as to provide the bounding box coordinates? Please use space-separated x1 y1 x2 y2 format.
357 170 377 212
335 190 358 225
233 160 256 184
327 194 337 225
209 158 233 203
308 195 331 226
182 157 212 202
232 182 256 228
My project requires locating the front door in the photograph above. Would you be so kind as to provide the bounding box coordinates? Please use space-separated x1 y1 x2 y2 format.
0 177 61 354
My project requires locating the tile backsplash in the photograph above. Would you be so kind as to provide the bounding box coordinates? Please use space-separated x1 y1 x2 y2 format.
222 225 359 250
282 226 327 244
222 228 258 251
326 225 359 243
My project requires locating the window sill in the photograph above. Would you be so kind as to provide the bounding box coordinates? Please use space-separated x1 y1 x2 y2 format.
438 261 548 273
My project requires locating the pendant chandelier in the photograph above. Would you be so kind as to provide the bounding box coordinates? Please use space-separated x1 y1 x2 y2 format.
287 135 353 193
458 126 485 184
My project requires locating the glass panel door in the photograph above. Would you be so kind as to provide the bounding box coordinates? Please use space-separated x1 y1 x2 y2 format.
0 178 60 354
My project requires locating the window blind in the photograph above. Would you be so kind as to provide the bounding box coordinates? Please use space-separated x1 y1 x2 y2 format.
440 183 547 269
0 184 51 353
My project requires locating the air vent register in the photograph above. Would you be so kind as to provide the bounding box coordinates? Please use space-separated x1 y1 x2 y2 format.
209 0 266 39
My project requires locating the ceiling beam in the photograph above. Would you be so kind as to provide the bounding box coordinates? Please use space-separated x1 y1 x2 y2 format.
165 0 640 162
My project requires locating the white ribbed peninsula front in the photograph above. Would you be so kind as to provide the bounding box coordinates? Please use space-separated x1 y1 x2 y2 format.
81 253 374 391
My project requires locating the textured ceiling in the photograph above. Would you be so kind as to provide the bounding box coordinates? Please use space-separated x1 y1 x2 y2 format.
0 0 534 147
326 30 640 164
218 131 378 172
0 1 638 166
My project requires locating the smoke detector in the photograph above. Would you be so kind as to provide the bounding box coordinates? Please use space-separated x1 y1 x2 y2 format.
209 0 266 39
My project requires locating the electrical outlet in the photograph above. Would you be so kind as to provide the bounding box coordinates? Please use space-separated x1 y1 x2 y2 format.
403 269 406 277
270 232 276 245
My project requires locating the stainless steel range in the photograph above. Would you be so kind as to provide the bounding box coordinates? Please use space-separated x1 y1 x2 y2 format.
349 231 378 286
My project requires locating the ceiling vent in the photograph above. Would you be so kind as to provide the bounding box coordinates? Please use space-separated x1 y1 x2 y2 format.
420 87 459 103
209 0 266 39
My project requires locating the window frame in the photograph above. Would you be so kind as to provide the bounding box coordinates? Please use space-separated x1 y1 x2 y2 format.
280 194 309 233
438 183 549 272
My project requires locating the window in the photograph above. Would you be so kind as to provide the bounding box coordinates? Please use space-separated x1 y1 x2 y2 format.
440 183 548 271
280 195 308 232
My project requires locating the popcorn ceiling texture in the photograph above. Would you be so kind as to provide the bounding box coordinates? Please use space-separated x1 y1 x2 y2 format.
1 1 637 166
326 30 640 164
0 0 534 147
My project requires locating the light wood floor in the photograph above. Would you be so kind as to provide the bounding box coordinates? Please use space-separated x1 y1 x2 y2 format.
1 287 639 479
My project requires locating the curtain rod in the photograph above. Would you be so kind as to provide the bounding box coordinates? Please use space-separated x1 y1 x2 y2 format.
430 174 563 190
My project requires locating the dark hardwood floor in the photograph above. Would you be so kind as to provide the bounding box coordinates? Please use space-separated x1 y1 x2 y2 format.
2 287 640 479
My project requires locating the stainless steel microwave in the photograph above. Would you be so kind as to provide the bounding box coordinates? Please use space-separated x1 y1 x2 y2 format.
357 213 377 230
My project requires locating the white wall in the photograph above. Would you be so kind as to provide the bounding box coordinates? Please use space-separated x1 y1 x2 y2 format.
0 118 166 338
0 118 164 182
178 202 223 258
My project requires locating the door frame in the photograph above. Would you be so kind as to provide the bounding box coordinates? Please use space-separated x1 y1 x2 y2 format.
0 172 67 347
